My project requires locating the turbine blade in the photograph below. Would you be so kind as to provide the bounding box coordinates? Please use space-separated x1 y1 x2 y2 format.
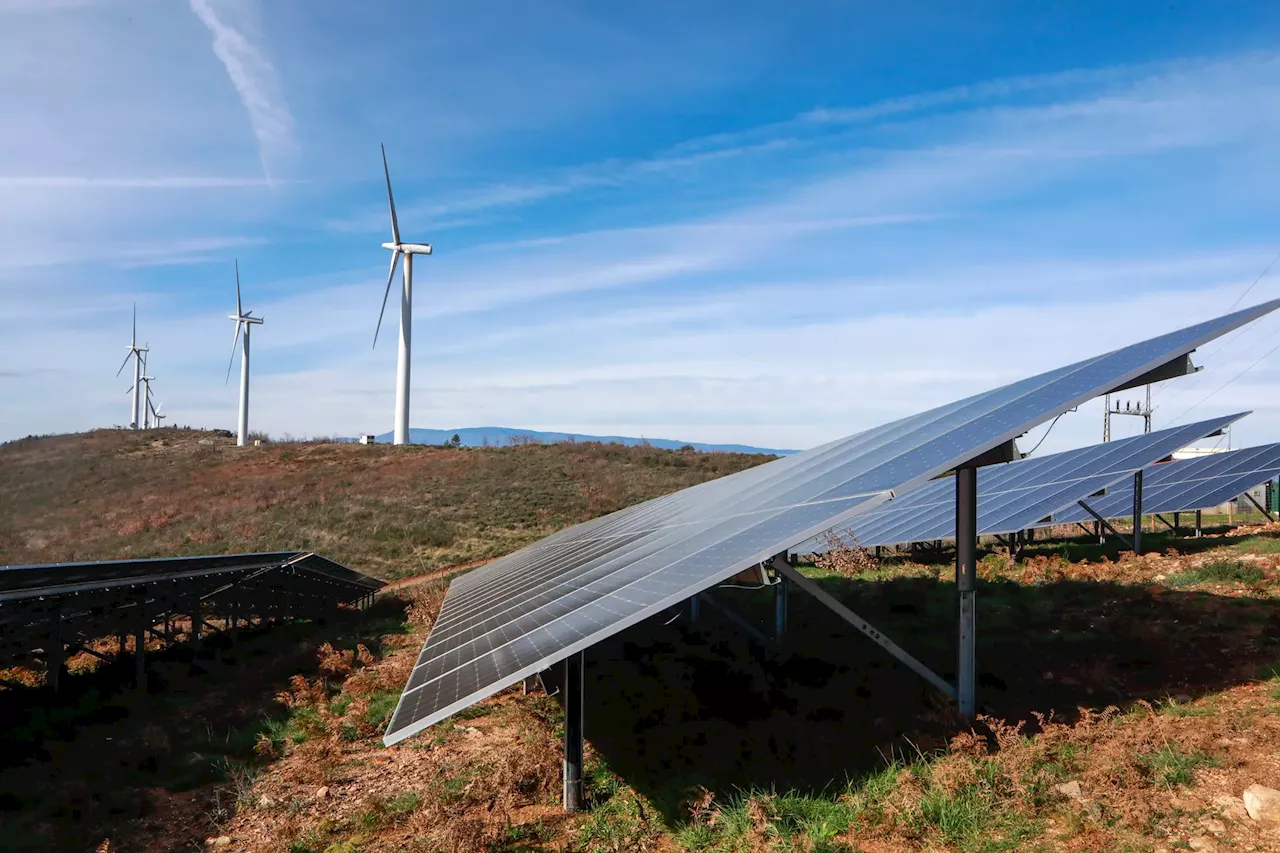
373 250 401 349
226 320 242 384
382 143 400 245
235 259 243 317
115 350 133 377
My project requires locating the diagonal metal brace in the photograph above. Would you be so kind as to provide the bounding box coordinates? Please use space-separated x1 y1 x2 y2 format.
1154 514 1177 532
1244 491 1274 520
1075 500 1134 550
772 560 956 700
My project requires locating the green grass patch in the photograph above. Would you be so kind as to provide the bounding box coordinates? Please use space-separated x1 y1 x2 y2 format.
362 690 399 728
1168 559 1264 587
1233 536 1280 554
1138 746 1218 787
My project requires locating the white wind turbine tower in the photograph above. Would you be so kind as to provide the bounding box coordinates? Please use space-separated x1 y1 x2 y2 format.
114 303 148 429
139 350 154 429
226 260 264 447
374 144 432 446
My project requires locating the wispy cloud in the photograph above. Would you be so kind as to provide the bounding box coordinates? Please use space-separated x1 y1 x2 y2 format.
189 0 292 179
0 176 273 188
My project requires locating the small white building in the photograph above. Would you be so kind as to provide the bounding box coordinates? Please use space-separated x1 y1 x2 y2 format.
359 434 376 445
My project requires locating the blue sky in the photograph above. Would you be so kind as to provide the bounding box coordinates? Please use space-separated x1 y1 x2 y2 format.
4 1 1280 454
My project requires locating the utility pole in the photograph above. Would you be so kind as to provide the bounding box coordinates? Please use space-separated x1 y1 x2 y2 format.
1103 385 1152 441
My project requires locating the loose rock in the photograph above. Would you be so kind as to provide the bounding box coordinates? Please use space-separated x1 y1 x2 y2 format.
1244 784 1280 822
1054 780 1083 799
315 786 329 800
1188 835 1217 852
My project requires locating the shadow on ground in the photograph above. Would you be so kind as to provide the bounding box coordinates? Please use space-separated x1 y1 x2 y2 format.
583 566 1280 821
0 597 410 853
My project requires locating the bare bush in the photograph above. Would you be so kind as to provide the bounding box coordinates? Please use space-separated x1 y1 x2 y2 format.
813 530 880 576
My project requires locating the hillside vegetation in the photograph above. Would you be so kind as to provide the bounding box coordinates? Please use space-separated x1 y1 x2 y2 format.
6 430 1280 853
0 428 768 579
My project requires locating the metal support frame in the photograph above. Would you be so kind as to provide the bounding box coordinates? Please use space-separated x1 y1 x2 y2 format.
47 604 64 693
1155 514 1177 532
689 593 700 624
562 651 585 813
1132 470 1144 556
955 466 977 720
698 591 772 645
1076 500 1134 550
774 575 789 640
1244 490 1274 520
1074 522 1094 537
134 595 147 689
1174 511 1181 535
1195 509 1203 538
773 560 956 699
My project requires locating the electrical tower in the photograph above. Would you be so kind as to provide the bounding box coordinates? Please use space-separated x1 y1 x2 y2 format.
1102 384 1152 442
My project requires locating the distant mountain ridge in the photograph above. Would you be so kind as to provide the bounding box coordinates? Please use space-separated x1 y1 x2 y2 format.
361 426 794 455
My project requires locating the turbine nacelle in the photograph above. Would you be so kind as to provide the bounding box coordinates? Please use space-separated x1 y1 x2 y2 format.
382 242 432 255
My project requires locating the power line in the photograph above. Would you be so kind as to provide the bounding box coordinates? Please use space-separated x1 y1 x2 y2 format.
1167 336 1280 427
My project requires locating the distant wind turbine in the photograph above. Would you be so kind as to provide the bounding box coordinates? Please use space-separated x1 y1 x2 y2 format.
114 303 148 429
139 350 154 429
374 144 432 446
149 395 167 428
226 260 263 447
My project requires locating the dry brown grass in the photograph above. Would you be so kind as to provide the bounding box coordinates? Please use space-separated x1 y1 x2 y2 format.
0 429 768 579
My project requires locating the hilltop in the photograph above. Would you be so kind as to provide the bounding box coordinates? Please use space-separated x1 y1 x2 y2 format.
366 426 795 455
0 428 770 579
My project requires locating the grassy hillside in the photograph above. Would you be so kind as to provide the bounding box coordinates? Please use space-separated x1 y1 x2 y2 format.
7 429 1280 853
0 429 769 579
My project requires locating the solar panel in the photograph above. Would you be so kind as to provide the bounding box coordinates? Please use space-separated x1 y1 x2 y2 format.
818 414 1244 548
1052 442 1280 523
384 299 1280 745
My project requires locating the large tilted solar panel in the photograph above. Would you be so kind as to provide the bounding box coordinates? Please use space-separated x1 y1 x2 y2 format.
1053 442 1280 523
816 414 1243 548
383 299 1280 745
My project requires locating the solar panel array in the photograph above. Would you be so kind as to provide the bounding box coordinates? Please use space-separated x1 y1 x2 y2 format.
384 300 1280 745
1053 442 1280 523
0 552 386 667
813 414 1242 548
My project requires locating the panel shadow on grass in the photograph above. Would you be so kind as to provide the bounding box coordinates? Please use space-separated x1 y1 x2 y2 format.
580 573 1280 821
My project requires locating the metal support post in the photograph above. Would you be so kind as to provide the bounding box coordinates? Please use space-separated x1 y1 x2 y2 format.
689 593 700 624
1132 470 1144 556
1195 509 1202 538
230 594 239 644
774 576 789 640
191 596 202 652
563 651 585 813
48 605 64 693
1174 512 1181 536
956 466 977 721
134 596 147 689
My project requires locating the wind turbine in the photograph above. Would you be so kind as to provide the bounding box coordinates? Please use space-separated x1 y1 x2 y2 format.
226 260 263 447
374 144 432 446
114 304 148 429
139 350 154 429
148 394 167 428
